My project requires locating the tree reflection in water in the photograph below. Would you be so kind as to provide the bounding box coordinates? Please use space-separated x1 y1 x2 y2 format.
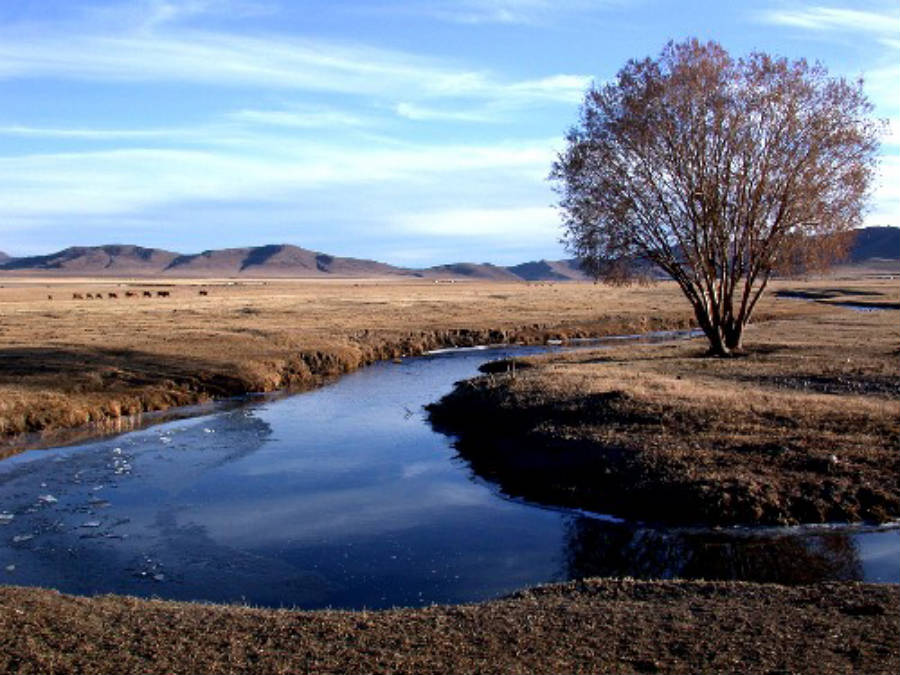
563 517 862 584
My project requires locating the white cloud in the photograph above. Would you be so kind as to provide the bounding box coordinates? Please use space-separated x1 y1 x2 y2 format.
226 107 368 128
391 206 559 238
866 154 900 226
0 124 191 140
0 138 558 221
404 0 613 26
394 102 495 123
758 5 900 47
0 23 588 107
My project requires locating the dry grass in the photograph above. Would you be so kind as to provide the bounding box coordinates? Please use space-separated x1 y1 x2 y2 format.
428 283 900 525
0 276 898 673
1 579 896 674
1 276 712 448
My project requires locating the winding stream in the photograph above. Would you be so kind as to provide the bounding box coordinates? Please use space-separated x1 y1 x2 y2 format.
1 337 897 609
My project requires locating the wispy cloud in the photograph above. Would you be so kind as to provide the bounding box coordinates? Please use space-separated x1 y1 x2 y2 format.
0 21 588 107
0 137 558 220
394 103 495 123
758 4 900 48
83 0 276 31
867 154 900 226
396 0 610 26
391 206 558 238
0 124 191 140
226 107 368 128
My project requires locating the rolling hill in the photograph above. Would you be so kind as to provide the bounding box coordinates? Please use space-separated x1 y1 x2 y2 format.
846 226 899 262
1 226 896 280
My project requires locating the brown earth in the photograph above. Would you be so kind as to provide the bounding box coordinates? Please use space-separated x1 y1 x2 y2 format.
427 289 900 526
1 579 897 674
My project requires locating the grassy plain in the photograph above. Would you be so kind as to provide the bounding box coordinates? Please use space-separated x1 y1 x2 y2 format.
0 274 898 673
2 276 708 450
428 282 900 525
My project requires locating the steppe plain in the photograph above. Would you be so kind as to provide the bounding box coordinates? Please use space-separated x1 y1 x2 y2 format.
0 274 898 673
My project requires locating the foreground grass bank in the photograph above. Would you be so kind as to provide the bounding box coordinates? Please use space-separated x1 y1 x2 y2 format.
1 579 897 674
428 300 899 526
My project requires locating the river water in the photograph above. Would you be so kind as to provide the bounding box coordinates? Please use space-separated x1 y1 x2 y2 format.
1 339 897 609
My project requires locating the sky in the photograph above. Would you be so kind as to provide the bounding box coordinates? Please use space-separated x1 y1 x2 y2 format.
0 0 897 266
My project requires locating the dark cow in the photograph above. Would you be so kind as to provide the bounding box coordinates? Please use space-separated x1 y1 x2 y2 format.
72 293 84 299
108 292 118 299
143 291 152 297
157 290 170 297
125 291 137 298
85 293 94 299
198 289 208 296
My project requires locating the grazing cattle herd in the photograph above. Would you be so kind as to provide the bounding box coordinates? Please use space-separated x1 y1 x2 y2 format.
69 288 209 300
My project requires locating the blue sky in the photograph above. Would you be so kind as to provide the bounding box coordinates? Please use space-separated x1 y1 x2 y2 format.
1 0 897 266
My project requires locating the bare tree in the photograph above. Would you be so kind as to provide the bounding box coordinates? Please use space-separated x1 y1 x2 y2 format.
551 39 881 355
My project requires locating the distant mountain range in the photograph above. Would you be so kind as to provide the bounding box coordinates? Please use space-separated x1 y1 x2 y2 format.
0 243 587 281
1 226 896 281
845 226 899 263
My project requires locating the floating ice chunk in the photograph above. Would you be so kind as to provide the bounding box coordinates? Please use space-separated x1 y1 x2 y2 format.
0 513 13 525
4 564 14 572
12 534 33 543
203 428 214 433
153 573 165 582
38 494 58 504
81 521 102 528
112 448 123 455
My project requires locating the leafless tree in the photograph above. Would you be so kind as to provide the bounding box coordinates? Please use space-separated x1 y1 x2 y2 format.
551 39 882 355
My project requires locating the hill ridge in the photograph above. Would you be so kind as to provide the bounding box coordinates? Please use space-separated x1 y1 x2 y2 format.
2 226 896 280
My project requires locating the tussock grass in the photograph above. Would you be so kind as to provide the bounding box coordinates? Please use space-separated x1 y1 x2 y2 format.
429 295 899 525
0 580 896 674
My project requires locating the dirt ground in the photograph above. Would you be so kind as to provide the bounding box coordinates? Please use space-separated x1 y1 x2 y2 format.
1 579 897 674
427 284 900 526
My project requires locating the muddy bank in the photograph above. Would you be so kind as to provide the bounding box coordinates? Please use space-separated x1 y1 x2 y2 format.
427 321 900 526
0 315 693 454
1 579 896 674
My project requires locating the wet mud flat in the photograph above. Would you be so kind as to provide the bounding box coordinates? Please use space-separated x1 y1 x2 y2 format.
1 579 897 674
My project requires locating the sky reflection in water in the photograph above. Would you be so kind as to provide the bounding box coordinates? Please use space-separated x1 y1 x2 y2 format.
1 345 897 609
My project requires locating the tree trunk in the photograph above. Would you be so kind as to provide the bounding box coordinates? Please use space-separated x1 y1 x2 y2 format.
692 304 745 357
724 323 744 352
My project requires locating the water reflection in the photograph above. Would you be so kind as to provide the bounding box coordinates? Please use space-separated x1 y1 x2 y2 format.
1 342 897 610
563 517 863 584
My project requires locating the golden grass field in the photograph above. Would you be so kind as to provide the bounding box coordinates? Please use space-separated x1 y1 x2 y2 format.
0 274 898 673
0 274 896 452
426 283 899 526
1 276 701 449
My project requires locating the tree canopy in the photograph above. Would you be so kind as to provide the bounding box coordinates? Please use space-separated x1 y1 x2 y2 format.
551 39 881 355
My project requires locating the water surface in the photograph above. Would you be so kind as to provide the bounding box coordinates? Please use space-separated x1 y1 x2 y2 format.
2 341 897 609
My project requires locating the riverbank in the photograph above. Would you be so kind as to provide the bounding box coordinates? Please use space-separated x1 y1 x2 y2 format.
1 278 705 454
3 277 893 455
428 303 899 526
1 578 897 674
